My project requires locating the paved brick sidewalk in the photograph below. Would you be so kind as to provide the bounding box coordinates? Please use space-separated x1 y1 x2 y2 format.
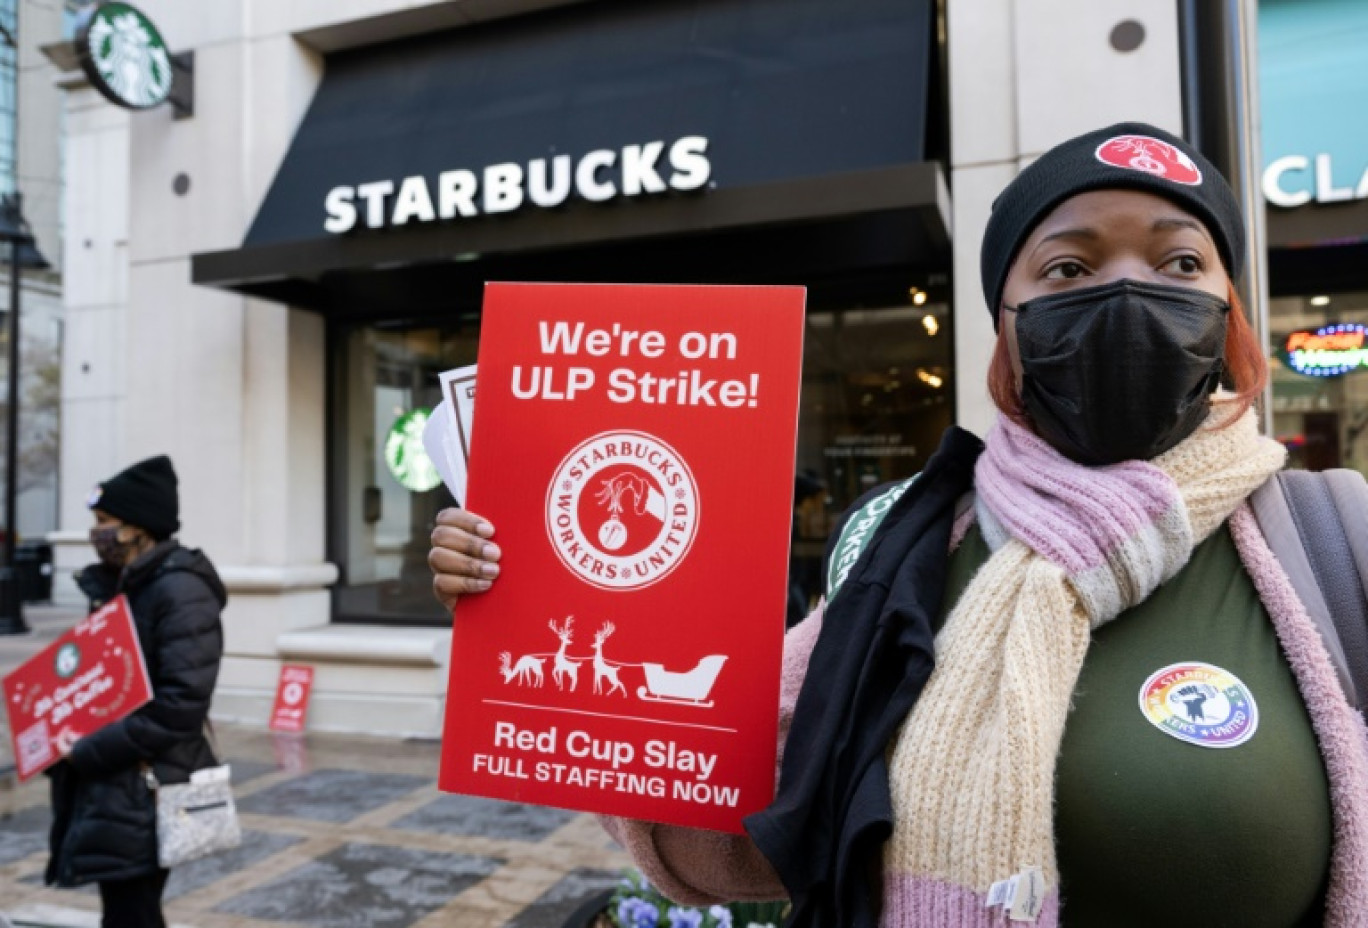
1 615 634 928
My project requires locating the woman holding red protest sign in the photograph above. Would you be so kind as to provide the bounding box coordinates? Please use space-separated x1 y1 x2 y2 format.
431 123 1368 928
45 455 227 928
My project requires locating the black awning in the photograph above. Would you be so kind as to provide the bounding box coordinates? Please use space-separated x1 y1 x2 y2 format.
193 0 947 311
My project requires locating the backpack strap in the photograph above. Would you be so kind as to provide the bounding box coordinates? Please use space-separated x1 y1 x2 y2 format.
1251 470 1368 715
822 476 977 606
823 476 918 604
1298 469 1368 709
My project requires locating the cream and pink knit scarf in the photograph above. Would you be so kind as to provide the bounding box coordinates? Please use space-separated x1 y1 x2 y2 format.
882 404 1286 925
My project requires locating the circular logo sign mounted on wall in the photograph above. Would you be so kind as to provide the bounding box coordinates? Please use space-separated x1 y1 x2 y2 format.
546 430 700 592
1095 134 1203 186
385 408 441 494
1138 661 1259 749
77 2 174 110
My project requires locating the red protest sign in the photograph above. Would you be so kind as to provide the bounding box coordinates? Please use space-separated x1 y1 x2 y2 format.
269 665 314 733
3 596 151 781
439 283 805 833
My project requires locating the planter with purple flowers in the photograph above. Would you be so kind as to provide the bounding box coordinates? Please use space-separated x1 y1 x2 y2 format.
573 870 789 928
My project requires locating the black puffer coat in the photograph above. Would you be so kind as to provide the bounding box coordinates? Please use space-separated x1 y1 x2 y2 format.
46 541 227 887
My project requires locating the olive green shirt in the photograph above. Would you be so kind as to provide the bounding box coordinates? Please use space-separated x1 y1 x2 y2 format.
941 525 1332 927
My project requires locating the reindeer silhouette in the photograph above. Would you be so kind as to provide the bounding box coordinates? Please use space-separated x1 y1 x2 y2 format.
498 651 545 688
549 617 583 692
591 622 628 697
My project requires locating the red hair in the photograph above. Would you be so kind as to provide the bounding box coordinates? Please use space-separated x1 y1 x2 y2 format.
987 326 1027 427
988 282 1267 428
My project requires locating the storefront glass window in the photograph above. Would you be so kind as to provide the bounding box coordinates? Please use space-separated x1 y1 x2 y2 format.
333 322 477 625
334 297 952 626
1269 291 1368 478
791 298 952 622
62 0 98 39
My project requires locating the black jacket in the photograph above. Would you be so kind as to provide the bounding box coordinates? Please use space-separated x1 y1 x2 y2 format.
744 427 983 928
46 541 227 887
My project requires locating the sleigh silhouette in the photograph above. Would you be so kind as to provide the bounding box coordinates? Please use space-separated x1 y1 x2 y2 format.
637 655 727 708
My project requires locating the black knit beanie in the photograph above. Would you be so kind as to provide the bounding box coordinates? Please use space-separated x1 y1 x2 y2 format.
980 121 1245 329
88 455 180 540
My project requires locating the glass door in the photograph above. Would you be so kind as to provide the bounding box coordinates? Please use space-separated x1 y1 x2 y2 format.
332 322 479 625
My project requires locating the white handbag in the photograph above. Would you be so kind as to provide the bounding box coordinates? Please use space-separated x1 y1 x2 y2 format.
145 763 242 868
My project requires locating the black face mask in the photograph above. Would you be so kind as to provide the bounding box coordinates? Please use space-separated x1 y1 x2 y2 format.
1010 279 1229 465
90 524 139 568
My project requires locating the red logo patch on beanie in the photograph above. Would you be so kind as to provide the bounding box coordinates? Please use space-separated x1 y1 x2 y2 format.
1094 134 1202 186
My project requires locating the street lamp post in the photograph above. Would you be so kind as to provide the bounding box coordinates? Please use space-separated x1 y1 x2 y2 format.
0 193 48 636
0 0 50 635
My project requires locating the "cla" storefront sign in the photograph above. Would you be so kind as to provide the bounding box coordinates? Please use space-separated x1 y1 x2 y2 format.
323 136 711 234
1263 154 1368 208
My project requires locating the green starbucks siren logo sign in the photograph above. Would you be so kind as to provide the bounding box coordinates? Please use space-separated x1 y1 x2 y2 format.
385 409 442 494
54 642 81 679
78 3 174 110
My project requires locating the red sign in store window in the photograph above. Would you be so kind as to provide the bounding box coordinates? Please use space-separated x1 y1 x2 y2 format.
439 283 806 833
3 596 152 781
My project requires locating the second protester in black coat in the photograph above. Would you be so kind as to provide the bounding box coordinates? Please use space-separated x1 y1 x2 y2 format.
45 455 226 928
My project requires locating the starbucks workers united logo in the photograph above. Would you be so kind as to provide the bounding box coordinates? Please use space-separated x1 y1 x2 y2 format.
78 3 174 110
1138 662 1259 749
546 431 700 591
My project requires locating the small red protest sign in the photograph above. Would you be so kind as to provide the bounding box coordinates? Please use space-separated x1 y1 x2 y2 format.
439 283 805 833
269 665 315 734
3 596 152 781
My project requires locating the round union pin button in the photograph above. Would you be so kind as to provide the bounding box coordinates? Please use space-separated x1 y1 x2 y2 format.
1138 661 1259 749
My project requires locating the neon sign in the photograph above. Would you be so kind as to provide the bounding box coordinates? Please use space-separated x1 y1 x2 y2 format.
1284 324 1368 377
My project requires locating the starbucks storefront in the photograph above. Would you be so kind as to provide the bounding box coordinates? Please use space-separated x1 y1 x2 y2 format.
188 0 953 730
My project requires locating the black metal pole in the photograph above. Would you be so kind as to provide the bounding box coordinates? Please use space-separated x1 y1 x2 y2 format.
0 198 26 634
1177 0 1271 433
1176 0 1206 153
